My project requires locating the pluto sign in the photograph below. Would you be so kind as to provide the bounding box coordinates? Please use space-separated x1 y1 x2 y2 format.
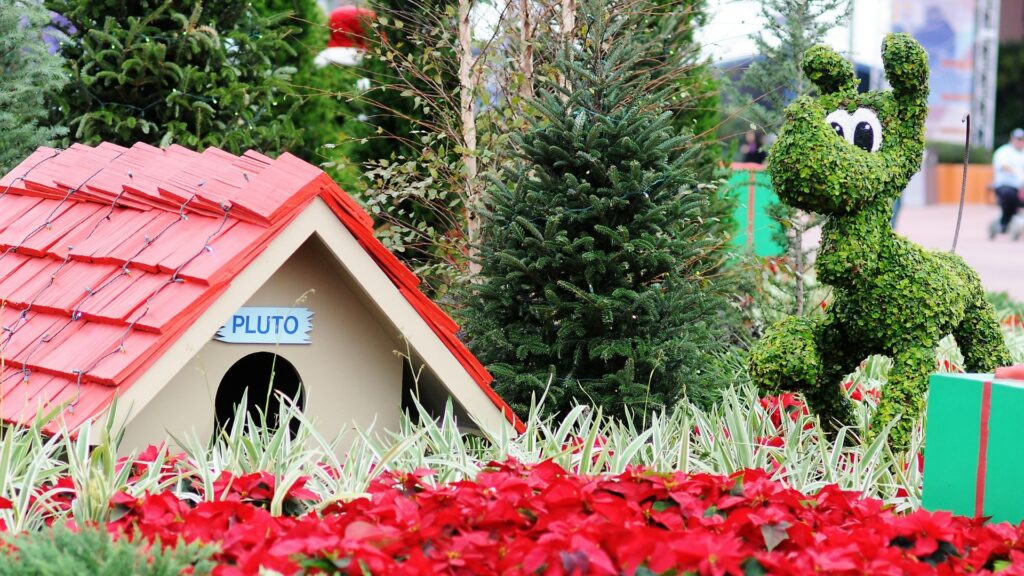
215 307 314 344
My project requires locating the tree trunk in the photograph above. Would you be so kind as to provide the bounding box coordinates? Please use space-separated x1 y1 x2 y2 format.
562 0 575 40
794 48 806 316
559 0 576 95
459 0 481 274
519 0 534 100
794 226 805 316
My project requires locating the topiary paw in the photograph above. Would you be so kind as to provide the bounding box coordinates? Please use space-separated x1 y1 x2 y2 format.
748 316 822 395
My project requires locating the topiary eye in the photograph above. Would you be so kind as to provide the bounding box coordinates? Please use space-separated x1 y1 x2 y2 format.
854 122 874 151
850 108 882 152
825 108 882 153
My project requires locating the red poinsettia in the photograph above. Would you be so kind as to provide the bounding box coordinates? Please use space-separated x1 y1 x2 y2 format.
49 459 1022 575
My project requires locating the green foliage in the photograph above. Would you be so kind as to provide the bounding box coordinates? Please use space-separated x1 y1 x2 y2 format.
361 142 469 297
251 0 365 190
463 0 738 419
0 527 214 576
0 1 67 173
735 0 851 132
749 316 821 393
928 141 992 165
47 0 302 155
642 0 721 177
731 0 850 320
351 1 457 167
995 41 1024 146
749 34 1012 448
345 0 466 295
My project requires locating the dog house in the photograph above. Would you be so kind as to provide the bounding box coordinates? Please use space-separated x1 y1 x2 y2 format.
0 142 523 451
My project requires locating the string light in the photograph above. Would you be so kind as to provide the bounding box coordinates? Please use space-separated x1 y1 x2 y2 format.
0 151 235 418
70 202 233 411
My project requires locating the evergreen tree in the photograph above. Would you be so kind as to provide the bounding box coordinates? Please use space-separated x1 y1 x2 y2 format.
0 0 67 173
640 0 736 275
47 0 302 155
737 0 850 317
646 0 720 168
463 0 736 418
739 0 850 132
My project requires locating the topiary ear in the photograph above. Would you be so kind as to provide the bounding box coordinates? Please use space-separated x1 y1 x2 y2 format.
882 32 928 100
802 45 857 95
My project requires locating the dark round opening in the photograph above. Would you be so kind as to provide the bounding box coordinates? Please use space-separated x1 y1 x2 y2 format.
215 352 305 436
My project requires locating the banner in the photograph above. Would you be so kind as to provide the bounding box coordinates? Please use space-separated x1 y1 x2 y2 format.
892 1 976 144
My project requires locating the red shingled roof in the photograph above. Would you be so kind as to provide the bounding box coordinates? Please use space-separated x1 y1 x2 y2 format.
0 142 523 434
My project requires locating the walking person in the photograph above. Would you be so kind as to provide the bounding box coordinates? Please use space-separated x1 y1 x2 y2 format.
989 128 1024 239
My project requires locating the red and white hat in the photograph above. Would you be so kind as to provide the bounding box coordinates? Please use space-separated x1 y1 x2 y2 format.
315 5 377 67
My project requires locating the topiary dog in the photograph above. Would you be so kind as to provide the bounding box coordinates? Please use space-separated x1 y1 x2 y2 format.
748 33 1011 448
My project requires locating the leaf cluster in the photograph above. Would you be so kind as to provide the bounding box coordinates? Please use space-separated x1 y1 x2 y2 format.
0 527 214 576
0 1 68 173
46 0 302 154
251 0 367 191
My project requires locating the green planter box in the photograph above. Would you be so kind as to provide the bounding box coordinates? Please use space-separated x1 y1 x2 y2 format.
922 373 1024 523
726 165 785 257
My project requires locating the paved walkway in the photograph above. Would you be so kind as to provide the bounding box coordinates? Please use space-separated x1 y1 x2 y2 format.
805 204 1024 301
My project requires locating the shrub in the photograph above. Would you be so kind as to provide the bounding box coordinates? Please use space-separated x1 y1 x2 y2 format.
0 527 214 576
0 1 67 173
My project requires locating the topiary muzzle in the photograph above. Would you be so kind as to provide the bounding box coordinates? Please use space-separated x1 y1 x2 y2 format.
769 96 891 215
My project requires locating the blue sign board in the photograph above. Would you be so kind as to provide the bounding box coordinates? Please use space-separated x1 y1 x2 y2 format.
215 307 314 344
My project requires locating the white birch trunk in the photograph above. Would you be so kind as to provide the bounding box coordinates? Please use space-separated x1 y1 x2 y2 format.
519 0 534 99
560 0 576 95
459 0 482 274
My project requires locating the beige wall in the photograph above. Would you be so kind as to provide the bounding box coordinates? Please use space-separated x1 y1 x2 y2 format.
120 235 403 449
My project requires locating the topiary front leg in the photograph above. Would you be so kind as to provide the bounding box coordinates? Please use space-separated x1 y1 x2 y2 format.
808 322 859 432
749 316 823 395
873 346 933 449
749 315 857 432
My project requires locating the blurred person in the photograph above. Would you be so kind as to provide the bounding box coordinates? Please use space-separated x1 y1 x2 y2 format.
740 130 767 164
989 128 1024 239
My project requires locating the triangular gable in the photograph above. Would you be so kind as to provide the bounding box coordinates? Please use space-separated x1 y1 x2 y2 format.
113 197 522 436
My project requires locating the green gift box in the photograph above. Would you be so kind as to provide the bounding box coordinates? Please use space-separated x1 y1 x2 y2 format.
726 165 785 257
923 372 1024 523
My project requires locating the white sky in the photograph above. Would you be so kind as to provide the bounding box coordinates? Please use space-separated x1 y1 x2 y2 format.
473 0 894 70
697 0 893 69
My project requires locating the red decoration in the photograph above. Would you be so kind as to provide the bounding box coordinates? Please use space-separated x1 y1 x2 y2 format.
328 6 376 49
77 457 1024 574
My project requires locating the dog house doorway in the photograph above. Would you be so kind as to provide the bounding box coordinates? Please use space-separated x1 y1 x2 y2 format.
215 352 305 435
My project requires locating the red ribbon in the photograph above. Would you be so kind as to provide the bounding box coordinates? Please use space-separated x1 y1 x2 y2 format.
975 380 992 518
746 171 755 249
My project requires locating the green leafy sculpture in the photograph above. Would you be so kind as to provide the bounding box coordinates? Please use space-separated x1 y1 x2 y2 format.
749 33 1011 448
